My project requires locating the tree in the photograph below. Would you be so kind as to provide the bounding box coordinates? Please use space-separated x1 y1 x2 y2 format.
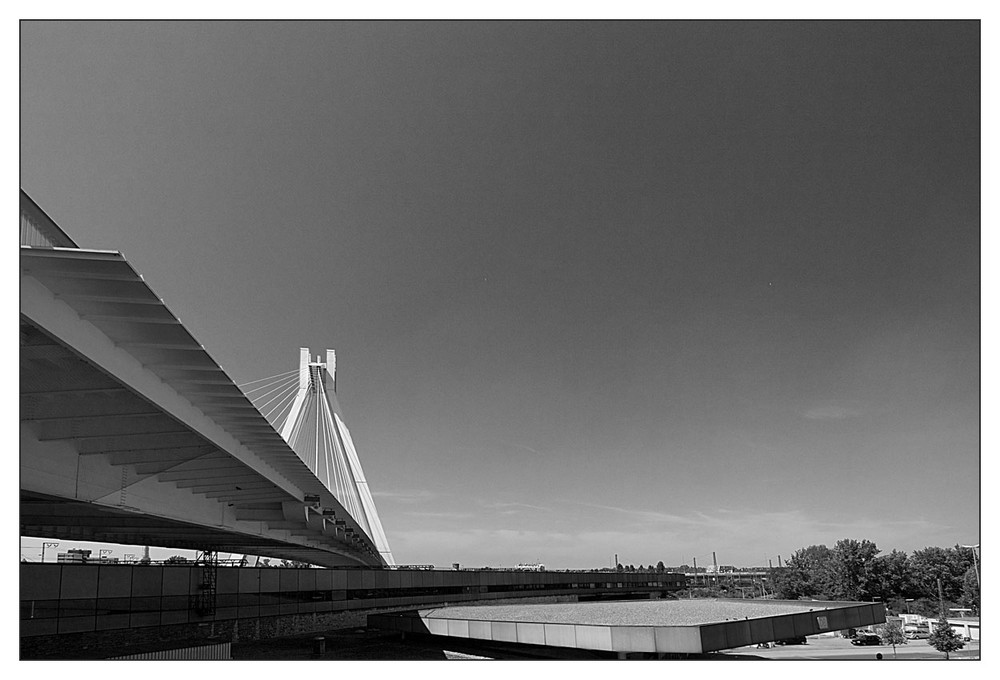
871 549 911 602
773 545 834 599
928 618 965 659
655 561 666 573
877 621 907 659
830 539 881 601
909 547 973 604
959 565 980 614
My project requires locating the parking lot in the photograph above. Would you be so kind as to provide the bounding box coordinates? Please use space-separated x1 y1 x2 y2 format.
720 635 981 660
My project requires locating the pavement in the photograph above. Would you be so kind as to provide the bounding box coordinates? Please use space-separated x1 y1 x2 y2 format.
718 635 981 661
231 628 981 661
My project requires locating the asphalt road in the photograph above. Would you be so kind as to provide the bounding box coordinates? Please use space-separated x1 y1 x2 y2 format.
719 635 981 660
232 627 981 660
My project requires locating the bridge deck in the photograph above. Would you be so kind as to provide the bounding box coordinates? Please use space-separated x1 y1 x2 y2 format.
21 244 380 565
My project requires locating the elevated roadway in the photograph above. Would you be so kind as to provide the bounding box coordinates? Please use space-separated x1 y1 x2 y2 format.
20 192 382 567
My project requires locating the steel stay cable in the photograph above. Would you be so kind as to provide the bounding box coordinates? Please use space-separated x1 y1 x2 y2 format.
336 415 372 535
262 386 299 426
320 393 349 511
312 378 322 476
242 375 299 397
247 373 300 406
266 390 299 432
236 368 300 388
318 390 336 493
287 388 309 453
329 409 347 505
325 396 352 515
258 380 298 417
326 396 364 523
245 370 300 395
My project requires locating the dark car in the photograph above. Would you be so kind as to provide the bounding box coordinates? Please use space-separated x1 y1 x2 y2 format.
851 633 881 646
774 637 807 645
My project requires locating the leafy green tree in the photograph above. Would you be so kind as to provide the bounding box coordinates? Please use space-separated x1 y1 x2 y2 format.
928 618 965 659
871 549 911 602
909 546 973 603
773 545 834 599
959 566 979 614
830 539 881 601
655 561 666 573
908 597 952 619
877 621 907 659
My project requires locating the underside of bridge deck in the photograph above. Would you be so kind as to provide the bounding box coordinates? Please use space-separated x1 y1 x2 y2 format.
21 245 385 567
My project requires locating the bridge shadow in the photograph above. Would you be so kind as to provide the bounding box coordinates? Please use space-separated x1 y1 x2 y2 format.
231 627 449 660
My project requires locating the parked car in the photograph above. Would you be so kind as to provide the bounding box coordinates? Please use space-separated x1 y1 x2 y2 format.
774 637 807 645
904 630 929 640
851 633 881 646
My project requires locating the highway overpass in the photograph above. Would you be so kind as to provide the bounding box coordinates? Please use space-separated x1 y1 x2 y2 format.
20 190 382 567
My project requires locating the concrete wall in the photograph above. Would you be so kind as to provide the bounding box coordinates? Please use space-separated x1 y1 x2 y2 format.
20 563 683 659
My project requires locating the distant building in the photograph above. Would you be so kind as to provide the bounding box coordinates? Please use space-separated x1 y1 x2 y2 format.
930 616 980 641
57 549 92 563
513 563 545 571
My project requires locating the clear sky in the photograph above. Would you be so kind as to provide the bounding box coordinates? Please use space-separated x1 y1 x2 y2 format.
20 21 980 569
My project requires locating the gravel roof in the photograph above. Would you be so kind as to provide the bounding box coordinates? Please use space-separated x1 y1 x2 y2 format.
419 599 867 627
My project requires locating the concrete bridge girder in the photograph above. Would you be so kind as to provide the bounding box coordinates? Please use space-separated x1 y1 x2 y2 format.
28 413 187 441
21 265 305 498
76 432 212 455
104 446 218 465
203 485 280 498
20 248 384 567
166 470 267 484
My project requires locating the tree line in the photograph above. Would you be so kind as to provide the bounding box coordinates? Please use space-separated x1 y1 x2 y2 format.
771 540 979 617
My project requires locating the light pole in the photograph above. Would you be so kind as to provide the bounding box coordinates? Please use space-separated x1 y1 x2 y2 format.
41 542 59 563
960 544 980 590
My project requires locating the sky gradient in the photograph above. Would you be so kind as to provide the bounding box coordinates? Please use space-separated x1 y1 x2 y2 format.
20 21 979 568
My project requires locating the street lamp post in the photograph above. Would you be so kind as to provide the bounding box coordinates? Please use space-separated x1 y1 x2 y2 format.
960 544 980 591
41 542 59 563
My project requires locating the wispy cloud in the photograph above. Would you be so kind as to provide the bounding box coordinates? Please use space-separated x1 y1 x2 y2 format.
480 501 551 514
569 501 703 526
372 489 438 504
404 510 475 520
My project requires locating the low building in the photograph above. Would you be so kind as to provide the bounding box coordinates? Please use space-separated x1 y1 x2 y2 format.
56 549 92 564
930 617 980 641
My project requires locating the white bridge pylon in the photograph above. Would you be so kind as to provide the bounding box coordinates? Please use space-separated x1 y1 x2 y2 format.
248 348 393 565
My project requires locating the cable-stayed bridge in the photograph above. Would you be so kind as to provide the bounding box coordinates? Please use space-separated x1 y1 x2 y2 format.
243 349 394 565
19 190 389 567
